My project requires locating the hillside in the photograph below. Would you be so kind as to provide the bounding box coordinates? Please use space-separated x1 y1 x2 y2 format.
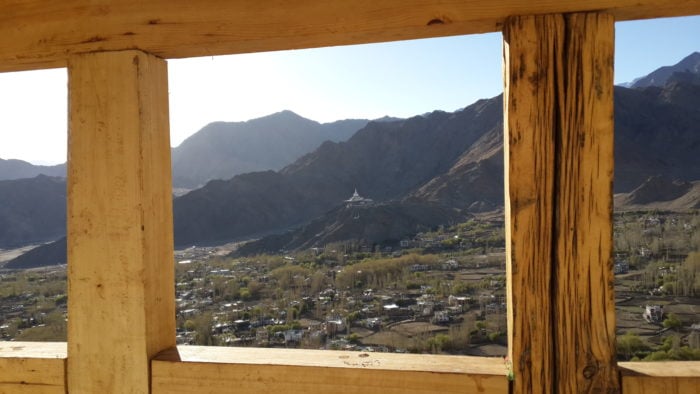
6 53 700 266
171 111 368 188
615 176 700 211
613 79 700 192
235 202 464 255
173 104 500 246
628 52 700 89
4 236 66 269
0 158 65 181
0 175 66 248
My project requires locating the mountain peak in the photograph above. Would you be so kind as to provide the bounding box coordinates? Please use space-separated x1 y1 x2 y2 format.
266 109 305 120
629 51 700 89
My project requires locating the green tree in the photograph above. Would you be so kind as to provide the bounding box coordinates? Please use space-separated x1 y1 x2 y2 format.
617 332 646 361
193 313 215 346
663 313 683 330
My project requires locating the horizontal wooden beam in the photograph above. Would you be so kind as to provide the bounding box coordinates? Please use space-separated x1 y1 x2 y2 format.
2 0 700 72
151 346 507 393
0 342 66 394
619 362 700 394
1 344 699 394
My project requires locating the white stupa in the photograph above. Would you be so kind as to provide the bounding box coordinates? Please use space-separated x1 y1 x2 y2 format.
344 188 373 207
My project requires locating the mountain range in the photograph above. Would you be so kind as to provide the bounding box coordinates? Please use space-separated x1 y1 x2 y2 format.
171 111 370 189
0 175 66 248
1 113 370 191
2 52 700 267
0 158 65 181
624 52 700 89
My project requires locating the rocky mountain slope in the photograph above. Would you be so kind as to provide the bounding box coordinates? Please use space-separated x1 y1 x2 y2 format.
0 158 65 181
615 176 700 211
0 175 66 248
171 111 368 189
235 202 464 255
173 104 500 246
4 236 66 269
628 52 700 88
5 53 700 266
614 78 700 192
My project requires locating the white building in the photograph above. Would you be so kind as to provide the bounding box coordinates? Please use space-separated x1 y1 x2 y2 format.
345 189 373 207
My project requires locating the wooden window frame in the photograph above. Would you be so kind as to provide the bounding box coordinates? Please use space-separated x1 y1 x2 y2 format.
1 1 699 393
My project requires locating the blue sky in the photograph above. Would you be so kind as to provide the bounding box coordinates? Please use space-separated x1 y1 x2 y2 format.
0 15 699 165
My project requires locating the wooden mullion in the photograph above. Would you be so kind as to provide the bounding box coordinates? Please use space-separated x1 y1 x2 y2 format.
67 50 175 393
503 14 561 394
554 12 617 393
504 12 618 393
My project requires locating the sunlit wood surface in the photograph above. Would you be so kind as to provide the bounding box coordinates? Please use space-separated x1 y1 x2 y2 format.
1 0 700 72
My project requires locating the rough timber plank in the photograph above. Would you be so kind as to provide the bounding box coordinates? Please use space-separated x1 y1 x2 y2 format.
67 50 175 393
620 362 700 394
2 0 700 72
151 346 508 394
504 12 618 393
503 13 559 394
621 377 700 394
0 342 66 394
553 13 617 393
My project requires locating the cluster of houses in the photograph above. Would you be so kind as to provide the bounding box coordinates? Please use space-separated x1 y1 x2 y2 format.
173 254 507 351
0 289 67 340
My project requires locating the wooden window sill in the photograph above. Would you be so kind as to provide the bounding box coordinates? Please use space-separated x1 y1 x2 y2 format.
152 346 508 393
0 342 66 393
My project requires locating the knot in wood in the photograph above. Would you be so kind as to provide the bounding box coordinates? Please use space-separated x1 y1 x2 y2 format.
582 365 598 379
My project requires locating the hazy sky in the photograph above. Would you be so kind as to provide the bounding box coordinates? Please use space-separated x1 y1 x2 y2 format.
1 16 699 165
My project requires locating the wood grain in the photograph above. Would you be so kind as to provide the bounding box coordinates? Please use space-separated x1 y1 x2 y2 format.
0 342 66 394
619 361 700 377
152 346 508 394
2 0 700 72
504 12 618 394
503 13 560 394
554 13 617 393
620 361 700 393
67 50 175 393
622 377 700 394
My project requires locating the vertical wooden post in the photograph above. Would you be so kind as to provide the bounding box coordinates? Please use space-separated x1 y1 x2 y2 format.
504 13 618 393
67 50 175 393
503 14 560 393
554 13 617 393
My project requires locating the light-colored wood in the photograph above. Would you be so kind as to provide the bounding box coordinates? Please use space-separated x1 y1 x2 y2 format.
0 1 697 393
67 50 175 393
619 361 700 377
151 346 508 394
620 362 700 394
553 13 617 393
2 0 700 72
621 377 700 394
503 13 560 393
0 342 66 394
504 12 617 393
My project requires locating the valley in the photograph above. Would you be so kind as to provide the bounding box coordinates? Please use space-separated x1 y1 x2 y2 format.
1 211 698 361
1 52 699 361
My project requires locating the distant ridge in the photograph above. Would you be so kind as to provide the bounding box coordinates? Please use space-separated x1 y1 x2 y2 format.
628 52 700 88
171 111 369 188
234 202 463 256
5 52 700 267
4 237 66 269
0 158 65 181
615 177 700 211
0 175 66 248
